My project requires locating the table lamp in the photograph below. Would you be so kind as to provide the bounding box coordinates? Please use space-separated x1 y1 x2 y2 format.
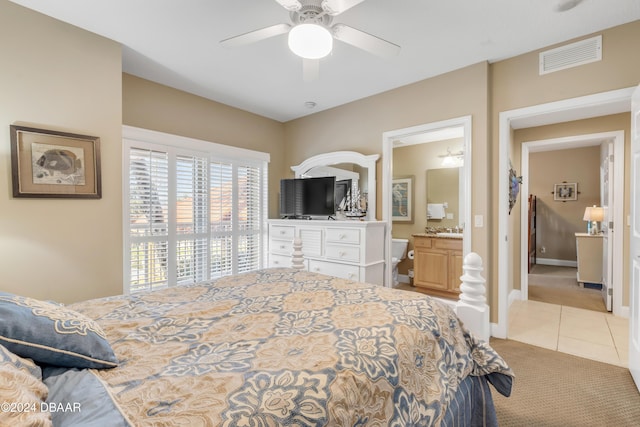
583 205 604 235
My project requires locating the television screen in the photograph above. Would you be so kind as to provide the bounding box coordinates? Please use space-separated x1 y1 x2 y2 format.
279 177 336 218
279 179 301 217
301 177 336 217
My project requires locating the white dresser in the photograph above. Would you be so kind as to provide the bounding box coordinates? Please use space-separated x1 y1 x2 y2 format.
267 219 386 285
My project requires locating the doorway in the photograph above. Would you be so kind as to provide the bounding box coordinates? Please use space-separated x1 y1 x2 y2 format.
519 131 625 315
496 86 634 339
381 116 472 288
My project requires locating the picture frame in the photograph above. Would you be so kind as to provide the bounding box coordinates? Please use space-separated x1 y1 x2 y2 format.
10 125 101 199
553 182 577 201
392 176 414 223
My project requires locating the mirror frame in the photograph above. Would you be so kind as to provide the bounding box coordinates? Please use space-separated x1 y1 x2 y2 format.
291 151 380 221
382 116 472 287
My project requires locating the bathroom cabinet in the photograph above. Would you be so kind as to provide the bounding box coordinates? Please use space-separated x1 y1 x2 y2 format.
412 235 463 299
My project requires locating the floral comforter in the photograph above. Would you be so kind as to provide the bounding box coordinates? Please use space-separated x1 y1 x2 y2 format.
58 268 512 426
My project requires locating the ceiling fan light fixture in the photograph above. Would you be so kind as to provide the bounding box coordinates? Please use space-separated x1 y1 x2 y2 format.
288 23 333 59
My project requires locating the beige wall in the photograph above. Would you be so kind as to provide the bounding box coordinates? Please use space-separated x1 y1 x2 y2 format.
0 1 123 303
530 146 600 260
284 61 493 302
0 3 285 304
2 2 638 321
122 74 286 218
492 21 639 317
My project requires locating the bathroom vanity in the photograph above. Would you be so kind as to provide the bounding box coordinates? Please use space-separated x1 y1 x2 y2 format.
412 233 463 299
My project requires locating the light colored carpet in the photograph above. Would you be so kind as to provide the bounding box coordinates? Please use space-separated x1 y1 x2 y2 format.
528 265 606 313
491 338 640 426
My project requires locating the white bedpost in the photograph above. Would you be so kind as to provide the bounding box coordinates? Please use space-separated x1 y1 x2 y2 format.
456 252 490 342
291 237 305 270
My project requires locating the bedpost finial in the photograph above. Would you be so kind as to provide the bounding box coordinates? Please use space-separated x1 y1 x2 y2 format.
458 252 486 307
291 237 305 270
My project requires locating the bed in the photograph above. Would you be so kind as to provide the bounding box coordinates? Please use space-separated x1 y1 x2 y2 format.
0 267 512 426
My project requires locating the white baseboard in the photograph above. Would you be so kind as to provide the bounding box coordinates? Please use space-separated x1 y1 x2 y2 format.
535 258 577 268
509 289 521 307
617 305 630 319
398 274 410 284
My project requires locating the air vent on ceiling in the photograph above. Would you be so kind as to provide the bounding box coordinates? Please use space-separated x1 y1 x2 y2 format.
539 35 602 75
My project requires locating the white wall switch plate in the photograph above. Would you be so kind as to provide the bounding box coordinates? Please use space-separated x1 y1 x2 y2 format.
474 215 483 228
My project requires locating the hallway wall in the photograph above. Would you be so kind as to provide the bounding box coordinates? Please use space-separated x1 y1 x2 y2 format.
530 146 600 263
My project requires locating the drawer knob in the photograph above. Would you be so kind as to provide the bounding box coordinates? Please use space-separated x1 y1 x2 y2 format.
339 251 346 257
280 245 285 249
339 234 346 239
273 260 279 265
280 230 286 235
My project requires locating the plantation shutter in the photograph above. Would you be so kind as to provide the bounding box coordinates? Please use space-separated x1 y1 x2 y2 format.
209 161 234 278
123 128 269 294
128 148 169 293
176 155 209 285
237 164 262 273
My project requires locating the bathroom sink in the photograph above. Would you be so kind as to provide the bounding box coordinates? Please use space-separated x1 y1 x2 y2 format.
436 232 463 238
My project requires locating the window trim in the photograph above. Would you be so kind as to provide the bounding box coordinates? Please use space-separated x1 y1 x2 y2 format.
122 125 270 294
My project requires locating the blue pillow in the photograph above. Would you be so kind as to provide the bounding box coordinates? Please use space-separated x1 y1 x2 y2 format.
0 292 118 369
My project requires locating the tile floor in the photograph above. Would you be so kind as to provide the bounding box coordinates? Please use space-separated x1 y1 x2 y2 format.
508 299 629 367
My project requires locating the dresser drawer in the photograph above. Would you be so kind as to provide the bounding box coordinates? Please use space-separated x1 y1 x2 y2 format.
325 228 360 244
270 239 293 255
268 253 293 268
270 225 295 240
325 244 360 263
308 259 359 281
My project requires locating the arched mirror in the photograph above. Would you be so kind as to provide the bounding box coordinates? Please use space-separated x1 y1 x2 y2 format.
382 116 472 288
291 151 379 221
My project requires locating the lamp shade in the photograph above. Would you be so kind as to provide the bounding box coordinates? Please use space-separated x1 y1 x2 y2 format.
583 206 604 222
288 23 333 59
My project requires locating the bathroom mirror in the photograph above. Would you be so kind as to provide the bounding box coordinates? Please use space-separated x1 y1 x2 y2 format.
291 151 379 221
426 167 465 230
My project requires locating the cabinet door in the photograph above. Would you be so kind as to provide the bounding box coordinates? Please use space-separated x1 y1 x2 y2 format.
449 250 464 293
414 247 449 291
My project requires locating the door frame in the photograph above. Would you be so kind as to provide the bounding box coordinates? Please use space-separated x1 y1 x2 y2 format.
518 131 625 315
495 86 635 338
382 116 472 288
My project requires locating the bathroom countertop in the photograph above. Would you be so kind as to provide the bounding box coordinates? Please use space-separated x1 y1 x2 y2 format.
412 233 463 240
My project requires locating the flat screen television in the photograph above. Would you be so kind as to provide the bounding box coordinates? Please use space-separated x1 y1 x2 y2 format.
280 176 336 218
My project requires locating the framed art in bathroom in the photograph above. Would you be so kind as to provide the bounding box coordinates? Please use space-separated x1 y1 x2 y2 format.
392 176 414 223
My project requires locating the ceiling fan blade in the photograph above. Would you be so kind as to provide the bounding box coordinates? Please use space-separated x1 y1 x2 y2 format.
274 0 302 11
303 58 319 82
321 0 366 15
332 23 400 59
220 23 291 48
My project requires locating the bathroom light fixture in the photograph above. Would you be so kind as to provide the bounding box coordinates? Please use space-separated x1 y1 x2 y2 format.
583 205 604 235
439 147 464 167
288 23 333 59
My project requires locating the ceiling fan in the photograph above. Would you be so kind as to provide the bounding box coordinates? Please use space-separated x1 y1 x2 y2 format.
220 0 401 80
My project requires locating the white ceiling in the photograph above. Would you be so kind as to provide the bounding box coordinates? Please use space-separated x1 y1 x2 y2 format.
9 0 640 122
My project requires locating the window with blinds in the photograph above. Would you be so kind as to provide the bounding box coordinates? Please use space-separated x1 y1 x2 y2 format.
123 127 269 294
